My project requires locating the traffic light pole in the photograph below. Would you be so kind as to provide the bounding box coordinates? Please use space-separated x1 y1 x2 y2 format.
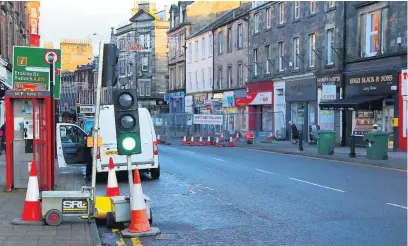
91 41 105 208
126 155 133 197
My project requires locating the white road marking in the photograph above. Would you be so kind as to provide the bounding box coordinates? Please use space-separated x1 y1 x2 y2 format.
214 158 226 162
386 203 408 210
255 168 278 175
289 177 346 193
204 186 214 191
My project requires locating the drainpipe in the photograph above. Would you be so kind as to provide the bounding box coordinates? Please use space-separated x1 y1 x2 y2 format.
341 2 347 146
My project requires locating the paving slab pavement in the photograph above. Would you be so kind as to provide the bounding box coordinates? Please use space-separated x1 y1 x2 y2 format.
230 139 407 170
0 156 100 246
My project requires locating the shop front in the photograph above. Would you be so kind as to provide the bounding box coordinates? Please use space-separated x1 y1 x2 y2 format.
221 90 247 132
399 69 407 151
285 77 318 142
212 93 223 114
235 82 273 135
192 93 209 114
166 91 185 114
317 74 342 144
320 70 399 147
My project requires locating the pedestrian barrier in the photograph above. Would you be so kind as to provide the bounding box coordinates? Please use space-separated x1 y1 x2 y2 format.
121 168 160 237
12 161 44 225
106 157 120 197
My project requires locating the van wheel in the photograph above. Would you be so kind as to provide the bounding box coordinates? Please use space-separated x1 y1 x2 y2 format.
151 166 160 179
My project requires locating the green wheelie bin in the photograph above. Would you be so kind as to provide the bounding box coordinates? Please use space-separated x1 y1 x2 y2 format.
363 131 390 160
316 130 336 155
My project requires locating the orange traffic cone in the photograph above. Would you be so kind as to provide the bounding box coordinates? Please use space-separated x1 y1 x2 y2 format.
198 135 204 146
215 135 220 147
268 132 274 140
106 157 120 197
235 132 240 141
12 161 44 225
183 133 187 145
206 134 211 146
157 134 161 144
220 132 224 142
190 134 195 146
122 168 160 237
228 135 234 147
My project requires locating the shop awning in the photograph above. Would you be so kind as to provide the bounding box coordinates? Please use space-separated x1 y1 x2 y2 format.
319 95 385 111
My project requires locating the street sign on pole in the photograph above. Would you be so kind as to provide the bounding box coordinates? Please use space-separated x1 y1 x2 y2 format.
12 46 62 99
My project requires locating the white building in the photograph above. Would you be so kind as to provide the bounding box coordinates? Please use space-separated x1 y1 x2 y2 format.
185 27 214 113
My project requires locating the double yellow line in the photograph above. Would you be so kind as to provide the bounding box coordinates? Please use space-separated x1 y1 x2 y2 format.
112 229 142 246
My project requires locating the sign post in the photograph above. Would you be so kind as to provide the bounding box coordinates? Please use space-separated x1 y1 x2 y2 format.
12 46 62 99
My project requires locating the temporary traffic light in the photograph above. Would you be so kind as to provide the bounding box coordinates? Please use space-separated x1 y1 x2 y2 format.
113 89 141 155
102 43 119 87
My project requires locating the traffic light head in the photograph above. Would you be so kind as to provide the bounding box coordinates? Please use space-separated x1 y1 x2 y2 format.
102 43 119 87
113 89 141 155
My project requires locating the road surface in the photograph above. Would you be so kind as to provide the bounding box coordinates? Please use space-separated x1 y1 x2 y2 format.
96 145 407 246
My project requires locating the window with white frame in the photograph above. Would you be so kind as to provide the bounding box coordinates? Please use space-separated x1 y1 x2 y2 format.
142 57 148 71
218 31 223 54
195 40 198 61
237 23 243 49
293 37 299 69
209 34 213 57
237 63 243 87
365 11 380 57
188 42 192 62
218 67 223 89
310 1 316 14
227 27 232 52
195 71 198 90
279 2 285 24
145 81 151 96
266 8 271 29
254 13 259 33
202 37 205 58
253 48 259 76
327 29 334 64
179 5 183 23
189 72 192 91
208 68 212 88
278 41 284 71
294 1 300 19
328 1 335 8
265 45 270 74
308 33 316 67
180 33 185 55
140 33 151 49
202 69 205 89
227 66 232 88
179 65 184 88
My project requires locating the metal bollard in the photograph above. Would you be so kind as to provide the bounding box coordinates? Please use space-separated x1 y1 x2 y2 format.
349 134 356 158
298 132 304 151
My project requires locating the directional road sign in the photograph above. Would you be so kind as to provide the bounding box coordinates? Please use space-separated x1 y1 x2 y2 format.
12 46 62 99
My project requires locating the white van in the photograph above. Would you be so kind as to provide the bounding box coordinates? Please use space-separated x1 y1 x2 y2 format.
56 105 160 179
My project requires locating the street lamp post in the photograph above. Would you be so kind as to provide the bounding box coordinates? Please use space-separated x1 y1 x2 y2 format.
47 53 55 188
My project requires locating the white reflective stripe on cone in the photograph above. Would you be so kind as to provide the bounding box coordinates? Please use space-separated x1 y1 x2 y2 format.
131 184 146 211
107 169 118 188
26 176 39 202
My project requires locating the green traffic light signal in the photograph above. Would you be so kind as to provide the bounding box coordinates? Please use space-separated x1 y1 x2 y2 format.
117 134 141 155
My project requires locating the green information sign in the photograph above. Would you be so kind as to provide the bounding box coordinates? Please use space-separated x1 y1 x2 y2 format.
12 46 62 99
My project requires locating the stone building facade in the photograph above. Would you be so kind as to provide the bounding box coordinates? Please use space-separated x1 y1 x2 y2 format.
247 1 345 142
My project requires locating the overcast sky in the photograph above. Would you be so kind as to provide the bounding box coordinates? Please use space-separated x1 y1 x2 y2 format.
40 0 169 54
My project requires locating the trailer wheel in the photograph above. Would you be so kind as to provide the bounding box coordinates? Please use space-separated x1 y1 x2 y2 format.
45 209 63 226
106 212 115 229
